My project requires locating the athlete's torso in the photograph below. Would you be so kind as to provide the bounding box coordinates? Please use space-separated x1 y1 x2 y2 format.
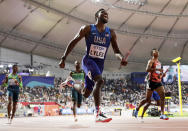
8 73 19 86
149 59 162 83
71 70 85 82
84 24 111 65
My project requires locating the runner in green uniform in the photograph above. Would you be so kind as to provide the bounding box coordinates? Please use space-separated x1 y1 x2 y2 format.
61 61 84 122
2 65 23 124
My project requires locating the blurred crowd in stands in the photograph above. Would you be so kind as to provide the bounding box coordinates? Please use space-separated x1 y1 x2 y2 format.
0 77 188 110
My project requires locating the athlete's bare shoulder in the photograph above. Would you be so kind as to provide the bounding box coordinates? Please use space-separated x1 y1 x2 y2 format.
79 25 91 38
81 25 90 33
147 59 155 68
148 58 154 64
146 59 155 72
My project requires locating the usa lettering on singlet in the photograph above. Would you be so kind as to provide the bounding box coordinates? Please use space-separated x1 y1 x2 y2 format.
155 62 161 74
85 24 111 60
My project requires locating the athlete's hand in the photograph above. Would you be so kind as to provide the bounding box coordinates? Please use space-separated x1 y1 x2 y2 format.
59 57 65 68
14 79 19 86
121 58 128 66
81 82 85 88
162 68 168 78
162 72 166 78
60 82 67 88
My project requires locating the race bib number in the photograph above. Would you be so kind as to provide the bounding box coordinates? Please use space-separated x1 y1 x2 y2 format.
156 64 161 74
74 80 83 85
74 80 84 89
9 79 17 86
89 44 107 59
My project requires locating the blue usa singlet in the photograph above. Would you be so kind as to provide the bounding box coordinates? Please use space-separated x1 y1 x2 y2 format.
82 24 111 90
85 24 111 68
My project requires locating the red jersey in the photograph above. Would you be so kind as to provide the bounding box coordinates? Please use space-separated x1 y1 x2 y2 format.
149 60 162 83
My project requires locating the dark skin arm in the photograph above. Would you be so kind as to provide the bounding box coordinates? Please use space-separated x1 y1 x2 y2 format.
146 59 155 72
159 69 167 79
60 72 73 88
59 25 90 68
59 26 127 67
110 29 127 66
17 75 23 92
18 75 22 85
162 73 166 78
2 74 8 84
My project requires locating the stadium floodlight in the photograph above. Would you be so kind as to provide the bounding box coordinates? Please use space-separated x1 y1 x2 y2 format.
0 65 4 68
91 0 102 3
29 68 34 72
172 57 183 116
8 64 12 68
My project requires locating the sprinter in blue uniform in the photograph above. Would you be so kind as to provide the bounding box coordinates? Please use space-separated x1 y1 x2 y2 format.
140 91 161 119
59 9 128 122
